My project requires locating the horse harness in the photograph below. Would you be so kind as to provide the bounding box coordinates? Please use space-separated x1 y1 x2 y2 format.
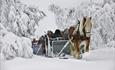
74 21 91 40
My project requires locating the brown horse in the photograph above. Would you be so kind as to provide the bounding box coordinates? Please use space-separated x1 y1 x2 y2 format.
80 17 92 52
68 26 81 59
68 16 92 59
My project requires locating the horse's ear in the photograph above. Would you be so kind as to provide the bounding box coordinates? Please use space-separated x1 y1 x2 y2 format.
89 17 92 20
83 16 86 19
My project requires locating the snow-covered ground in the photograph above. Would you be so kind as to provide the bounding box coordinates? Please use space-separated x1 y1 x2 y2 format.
0 0 115 70
2 47 115 70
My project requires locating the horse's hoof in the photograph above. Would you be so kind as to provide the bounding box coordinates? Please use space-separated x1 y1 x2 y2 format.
77 55 82 59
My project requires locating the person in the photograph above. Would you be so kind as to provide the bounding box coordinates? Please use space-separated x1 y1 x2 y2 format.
47 30 54 38
53 29 62 38
32 38 39 54
38 36 46 55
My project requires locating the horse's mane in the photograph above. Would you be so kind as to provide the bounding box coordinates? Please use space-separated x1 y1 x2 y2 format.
82 17 87 25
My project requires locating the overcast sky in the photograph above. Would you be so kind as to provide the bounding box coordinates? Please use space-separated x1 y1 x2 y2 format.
20 0 90 10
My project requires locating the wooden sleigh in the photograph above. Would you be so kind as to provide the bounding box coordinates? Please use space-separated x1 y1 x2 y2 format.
46 36 70 58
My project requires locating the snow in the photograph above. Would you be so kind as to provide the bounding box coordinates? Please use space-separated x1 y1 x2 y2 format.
2 47 115 70
20 0 90 8
20 0 58 37
0 31 33 60
20 0 90 37
0 0 46 60
34 11 57 37
0 0 115 70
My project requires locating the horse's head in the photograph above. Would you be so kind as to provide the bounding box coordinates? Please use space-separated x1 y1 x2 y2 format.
68 26 76 39
79 16 87 36
84 16 92 37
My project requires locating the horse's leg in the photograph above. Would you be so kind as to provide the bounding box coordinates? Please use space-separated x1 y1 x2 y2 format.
69 41 75 57
86 37 90 52
74 40 80 59
69 39 79 58
69 43 73 56
79 40 87 53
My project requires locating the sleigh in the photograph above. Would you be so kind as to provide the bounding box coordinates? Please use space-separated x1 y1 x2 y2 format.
46 37 70 57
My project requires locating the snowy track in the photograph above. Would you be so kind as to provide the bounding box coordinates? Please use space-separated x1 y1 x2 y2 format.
4 48 115 70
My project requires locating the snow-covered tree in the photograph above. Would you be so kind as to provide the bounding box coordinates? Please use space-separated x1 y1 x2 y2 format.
91 2 115 49
0 0 45 37
49 0 115 49
49 4 79 30
0 0 45 60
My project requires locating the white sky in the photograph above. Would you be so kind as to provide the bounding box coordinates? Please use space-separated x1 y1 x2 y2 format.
20 0 90 11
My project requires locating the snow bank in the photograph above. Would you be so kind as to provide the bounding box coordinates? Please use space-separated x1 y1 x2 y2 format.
0 30 33 60
82 47 115 61
21 37 33 58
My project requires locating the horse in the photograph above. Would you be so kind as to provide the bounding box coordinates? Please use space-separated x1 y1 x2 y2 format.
68 26 81 59
79 16 92 52
79 17 87 37
68 16 92 59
